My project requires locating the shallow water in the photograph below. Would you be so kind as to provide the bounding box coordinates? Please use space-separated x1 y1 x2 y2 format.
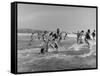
17 34 96 72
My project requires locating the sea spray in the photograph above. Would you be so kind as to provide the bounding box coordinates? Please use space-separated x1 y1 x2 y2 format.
79 40 96 57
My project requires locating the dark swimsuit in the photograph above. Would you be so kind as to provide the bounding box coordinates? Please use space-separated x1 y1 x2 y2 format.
85 32 90 40
92 32 95 37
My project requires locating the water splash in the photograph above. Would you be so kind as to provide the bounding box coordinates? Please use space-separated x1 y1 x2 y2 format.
79 40 96 57
68 43 84 51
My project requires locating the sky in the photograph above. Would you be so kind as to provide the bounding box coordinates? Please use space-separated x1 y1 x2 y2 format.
18 3 96 32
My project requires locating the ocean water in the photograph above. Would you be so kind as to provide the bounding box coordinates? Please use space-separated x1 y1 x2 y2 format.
17 33 96 72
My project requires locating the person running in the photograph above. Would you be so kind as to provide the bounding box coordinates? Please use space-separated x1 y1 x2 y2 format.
49 31 59 52
40 33 59 54
40 39 49 54
52 33 58 41
79 30 84 44
92 30 96 40
84 29 91 48
73 31 81 44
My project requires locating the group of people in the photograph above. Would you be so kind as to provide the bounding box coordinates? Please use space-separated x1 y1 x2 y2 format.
29 28 63 54
76 29 96 48
29 28 96 54
40 28 62 54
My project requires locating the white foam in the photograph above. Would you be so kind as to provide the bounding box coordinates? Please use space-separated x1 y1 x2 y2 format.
68 43 84 51
79 40 96 57
79 49 96 57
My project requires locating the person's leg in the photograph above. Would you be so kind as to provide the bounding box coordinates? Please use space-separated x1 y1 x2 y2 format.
85 38 90 48
54 43 58 52
49 43 54 49
40 47 44 54
64 34 66 40
93 36 94 40
45 47 48 53
78 38 81 44
80 36 83 44
93 35 95 40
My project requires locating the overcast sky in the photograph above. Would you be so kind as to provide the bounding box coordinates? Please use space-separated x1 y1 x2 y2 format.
18 4 96 32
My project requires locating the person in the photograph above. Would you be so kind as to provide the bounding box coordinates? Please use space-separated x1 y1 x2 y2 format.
40 33 59 54
42 31 48 41
40 33 50 54
49 31 59 52
29 32 34 46
64 32 67 40
54 41 58 52
37 32 41 40
84 29 91 48
92 30 96 40
40 29 60 54
79 30 84 44
52 33 58 41
60 32 67 40
40 39 49 54
77 30 80 44
49 37 59 52
73 31 81 44
57 28 60 36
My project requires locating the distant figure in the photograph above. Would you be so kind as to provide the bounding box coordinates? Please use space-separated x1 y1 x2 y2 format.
38 33 41 40
40 40 49 54
85 29 91 48
64 32 67 40
57 28 60 36
29 33 34 46
42 31 48 41
92 30 96 40
60 32 67 40
77 31 80 44
79 30 84 44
